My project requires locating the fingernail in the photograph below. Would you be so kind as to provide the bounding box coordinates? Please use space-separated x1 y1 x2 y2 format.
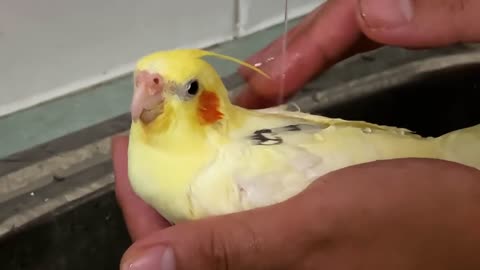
122 246 176 270
359 0 413 29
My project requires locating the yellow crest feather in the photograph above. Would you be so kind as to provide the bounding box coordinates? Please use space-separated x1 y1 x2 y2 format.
136 48 271 81
191 49 271 80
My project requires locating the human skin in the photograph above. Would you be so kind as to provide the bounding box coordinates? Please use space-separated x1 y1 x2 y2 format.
113 0 480 269
235 0 480 108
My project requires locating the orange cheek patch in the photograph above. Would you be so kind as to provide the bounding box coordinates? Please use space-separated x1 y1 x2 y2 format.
198 91 223 124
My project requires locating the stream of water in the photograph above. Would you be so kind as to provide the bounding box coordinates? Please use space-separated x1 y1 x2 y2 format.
279 0 289 105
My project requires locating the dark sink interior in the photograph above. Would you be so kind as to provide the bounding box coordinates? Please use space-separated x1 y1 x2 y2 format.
313 63 480 137
1 186 130 270
1 60 479 270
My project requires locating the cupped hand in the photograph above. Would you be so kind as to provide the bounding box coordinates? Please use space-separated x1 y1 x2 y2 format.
112 135 480 270
235 0 480 108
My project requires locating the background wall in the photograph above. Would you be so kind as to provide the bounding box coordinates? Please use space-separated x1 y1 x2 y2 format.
0 0 324 117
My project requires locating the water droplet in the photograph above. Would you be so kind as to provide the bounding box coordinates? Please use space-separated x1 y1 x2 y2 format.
286 102 301 112
30 192 35 196
254 57 276 68
362 127 372 134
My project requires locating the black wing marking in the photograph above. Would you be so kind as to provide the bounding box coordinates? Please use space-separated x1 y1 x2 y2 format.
250 129 283 145
248 123 328 146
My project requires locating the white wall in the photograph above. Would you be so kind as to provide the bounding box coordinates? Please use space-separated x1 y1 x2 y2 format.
238 0 323 36
0 0 324 117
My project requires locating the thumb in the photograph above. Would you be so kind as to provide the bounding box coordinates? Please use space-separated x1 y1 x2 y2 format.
357 0 480 47
119 196 322 270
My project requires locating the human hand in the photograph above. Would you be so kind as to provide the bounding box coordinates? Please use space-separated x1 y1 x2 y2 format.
235 0 480 108
112 135 480 270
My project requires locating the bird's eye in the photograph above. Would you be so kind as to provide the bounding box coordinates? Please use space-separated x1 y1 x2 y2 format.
186 80 199 96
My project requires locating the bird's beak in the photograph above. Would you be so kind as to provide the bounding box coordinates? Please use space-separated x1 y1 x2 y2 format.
131 83 148 122
131 71 165 124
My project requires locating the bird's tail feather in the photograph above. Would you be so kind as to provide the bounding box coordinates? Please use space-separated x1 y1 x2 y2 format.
436 124 480 170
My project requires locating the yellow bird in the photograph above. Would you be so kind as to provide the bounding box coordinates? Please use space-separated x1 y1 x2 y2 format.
127 48 480 225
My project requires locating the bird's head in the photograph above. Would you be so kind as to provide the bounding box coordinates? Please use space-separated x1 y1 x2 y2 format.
131 49 269 131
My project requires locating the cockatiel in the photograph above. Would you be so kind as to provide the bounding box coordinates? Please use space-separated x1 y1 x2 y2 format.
128 48 480 224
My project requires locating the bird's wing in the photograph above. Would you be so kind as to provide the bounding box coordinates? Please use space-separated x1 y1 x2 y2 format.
187 121 328 218
187 108 423 218
251 103 416 136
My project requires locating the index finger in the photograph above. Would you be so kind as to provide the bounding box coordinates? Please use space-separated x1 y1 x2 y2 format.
235 0 378 108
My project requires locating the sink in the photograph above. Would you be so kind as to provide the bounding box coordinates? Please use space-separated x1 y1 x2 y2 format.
0 187 130 270
1 45 479 270
298 50 480 137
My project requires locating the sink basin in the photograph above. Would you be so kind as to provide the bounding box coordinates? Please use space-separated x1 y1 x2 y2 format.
298 50 480 137
1 45 479 270
0 187 130 270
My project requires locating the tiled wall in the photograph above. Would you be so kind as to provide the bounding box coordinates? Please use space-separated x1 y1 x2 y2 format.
0 0 324 117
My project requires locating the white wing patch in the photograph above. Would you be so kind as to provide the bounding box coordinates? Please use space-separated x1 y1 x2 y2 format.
233 145 325 208
188 121 331 217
